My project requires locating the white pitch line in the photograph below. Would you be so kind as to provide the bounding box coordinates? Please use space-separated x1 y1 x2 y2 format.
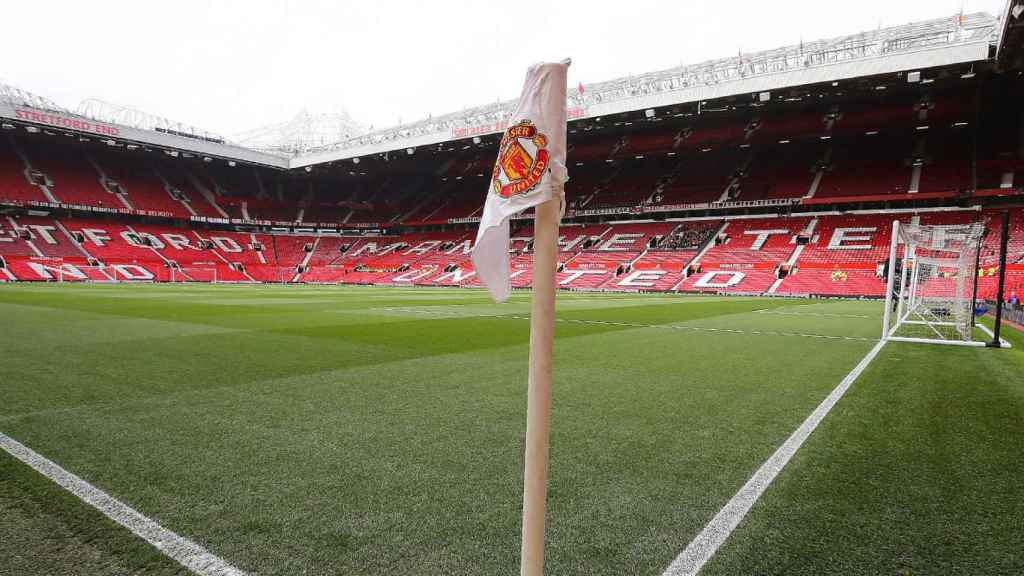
368 307 875 343
661 338 887 576
0 431 246 576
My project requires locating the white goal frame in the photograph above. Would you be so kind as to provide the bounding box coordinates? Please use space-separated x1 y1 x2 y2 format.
170 267 218 284
58 265 119 284
882 219 1006 347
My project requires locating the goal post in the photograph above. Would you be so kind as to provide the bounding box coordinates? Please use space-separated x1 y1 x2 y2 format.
68 265 120 284
881 220 900 340
987 210 1011 348
882 218 1008 347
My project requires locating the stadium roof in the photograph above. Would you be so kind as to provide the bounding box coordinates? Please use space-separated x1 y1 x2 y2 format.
290 12 1000 168
0 12 1006 171
0 80 289 168
231 110 369 156
996 0 1024 68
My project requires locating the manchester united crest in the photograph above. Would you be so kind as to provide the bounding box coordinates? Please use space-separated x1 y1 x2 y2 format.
492 120 550 198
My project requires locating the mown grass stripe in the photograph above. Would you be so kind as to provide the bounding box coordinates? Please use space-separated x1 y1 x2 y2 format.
369 307 876 342
754 310 871 319
662 339 887 576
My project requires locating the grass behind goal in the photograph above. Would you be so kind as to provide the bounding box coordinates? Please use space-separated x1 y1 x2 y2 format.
0 284 1020 575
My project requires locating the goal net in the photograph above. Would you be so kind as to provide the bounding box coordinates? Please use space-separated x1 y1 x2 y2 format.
171 267 218 283
883 220 987 346
59 265 120 283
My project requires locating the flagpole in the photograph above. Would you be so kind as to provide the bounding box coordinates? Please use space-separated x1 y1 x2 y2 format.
520 194 560 576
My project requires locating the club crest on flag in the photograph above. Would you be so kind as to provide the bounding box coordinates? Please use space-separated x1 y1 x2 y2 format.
473 60 569 304
492 120 550 199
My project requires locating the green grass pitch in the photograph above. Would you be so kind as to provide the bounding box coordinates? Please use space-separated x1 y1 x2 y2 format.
1 284 1021 575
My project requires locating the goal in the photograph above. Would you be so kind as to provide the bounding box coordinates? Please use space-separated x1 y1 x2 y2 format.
57 265 119 283
171 267 218 283
882 219 1000 347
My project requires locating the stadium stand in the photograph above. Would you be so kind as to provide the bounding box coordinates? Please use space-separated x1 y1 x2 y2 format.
648 149 741 206
813 136 914 200
1 57 1022 297
157 167 226 219
21 139 123 209
0 137 50 204
773 214 897 296
2 203 1023 295
742 143 820 200
92 150 191 217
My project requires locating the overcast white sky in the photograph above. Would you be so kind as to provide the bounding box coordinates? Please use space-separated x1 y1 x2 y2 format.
0 0 1007 138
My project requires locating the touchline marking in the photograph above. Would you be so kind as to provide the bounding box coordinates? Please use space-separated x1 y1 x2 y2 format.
661 338 887 576
368 307 875 343
0 431 247 576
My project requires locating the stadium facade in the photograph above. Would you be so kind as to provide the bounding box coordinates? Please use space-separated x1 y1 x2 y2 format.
0 8 1022 301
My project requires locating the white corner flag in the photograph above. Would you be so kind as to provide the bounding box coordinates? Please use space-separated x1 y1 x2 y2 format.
472 61 570 303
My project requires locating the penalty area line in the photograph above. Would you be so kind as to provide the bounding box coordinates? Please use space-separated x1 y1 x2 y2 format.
661 338 888 576
0 431 247 576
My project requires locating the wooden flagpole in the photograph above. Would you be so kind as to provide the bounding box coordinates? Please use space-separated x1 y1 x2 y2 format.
520 194 561 576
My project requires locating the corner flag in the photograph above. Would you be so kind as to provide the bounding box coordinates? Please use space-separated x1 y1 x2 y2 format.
472 61 570 302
